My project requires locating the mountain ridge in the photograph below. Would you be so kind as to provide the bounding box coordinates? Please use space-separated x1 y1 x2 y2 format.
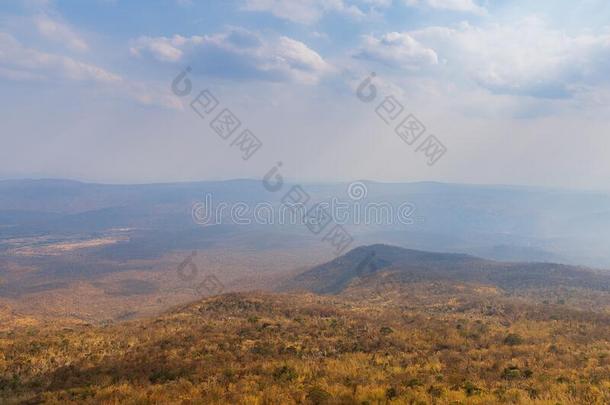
280 244 610 295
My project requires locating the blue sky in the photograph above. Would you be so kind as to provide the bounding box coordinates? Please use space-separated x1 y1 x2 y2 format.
1 0 610 189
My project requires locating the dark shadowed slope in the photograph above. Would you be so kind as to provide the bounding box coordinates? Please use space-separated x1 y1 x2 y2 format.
280 244 610 294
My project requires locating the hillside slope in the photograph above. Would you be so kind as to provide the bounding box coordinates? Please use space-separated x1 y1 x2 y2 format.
1 291 609 404
280 244 610 295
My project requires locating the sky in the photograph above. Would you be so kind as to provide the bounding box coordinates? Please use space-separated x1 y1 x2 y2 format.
1 0 610 190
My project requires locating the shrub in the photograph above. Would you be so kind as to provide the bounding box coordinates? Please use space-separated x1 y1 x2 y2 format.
406 378 423 388
272 365 297 382
463 381 481 396
502 366 521 380
306 387 331 404
503 333 523 346
428 385 443 398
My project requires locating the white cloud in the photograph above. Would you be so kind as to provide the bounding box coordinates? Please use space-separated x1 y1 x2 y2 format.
241 0 378 24
354 32 439 69
405 0 486 15
410 18 610 98
311 31 329 40
0 33 182 109
273 36 330 82
0 32 119 83
130 28 331 84
130 35 185 62
34 14 89 52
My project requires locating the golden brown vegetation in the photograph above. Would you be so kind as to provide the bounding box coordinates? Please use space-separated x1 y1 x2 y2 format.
1 283 609 404
0 247 324 323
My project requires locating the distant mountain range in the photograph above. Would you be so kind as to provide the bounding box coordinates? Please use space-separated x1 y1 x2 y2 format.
2 179 610 267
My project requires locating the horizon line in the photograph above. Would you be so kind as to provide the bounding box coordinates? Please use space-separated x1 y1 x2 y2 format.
0 176 607 194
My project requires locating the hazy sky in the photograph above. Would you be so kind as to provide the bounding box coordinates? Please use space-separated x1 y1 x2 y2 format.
1 0 610 189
